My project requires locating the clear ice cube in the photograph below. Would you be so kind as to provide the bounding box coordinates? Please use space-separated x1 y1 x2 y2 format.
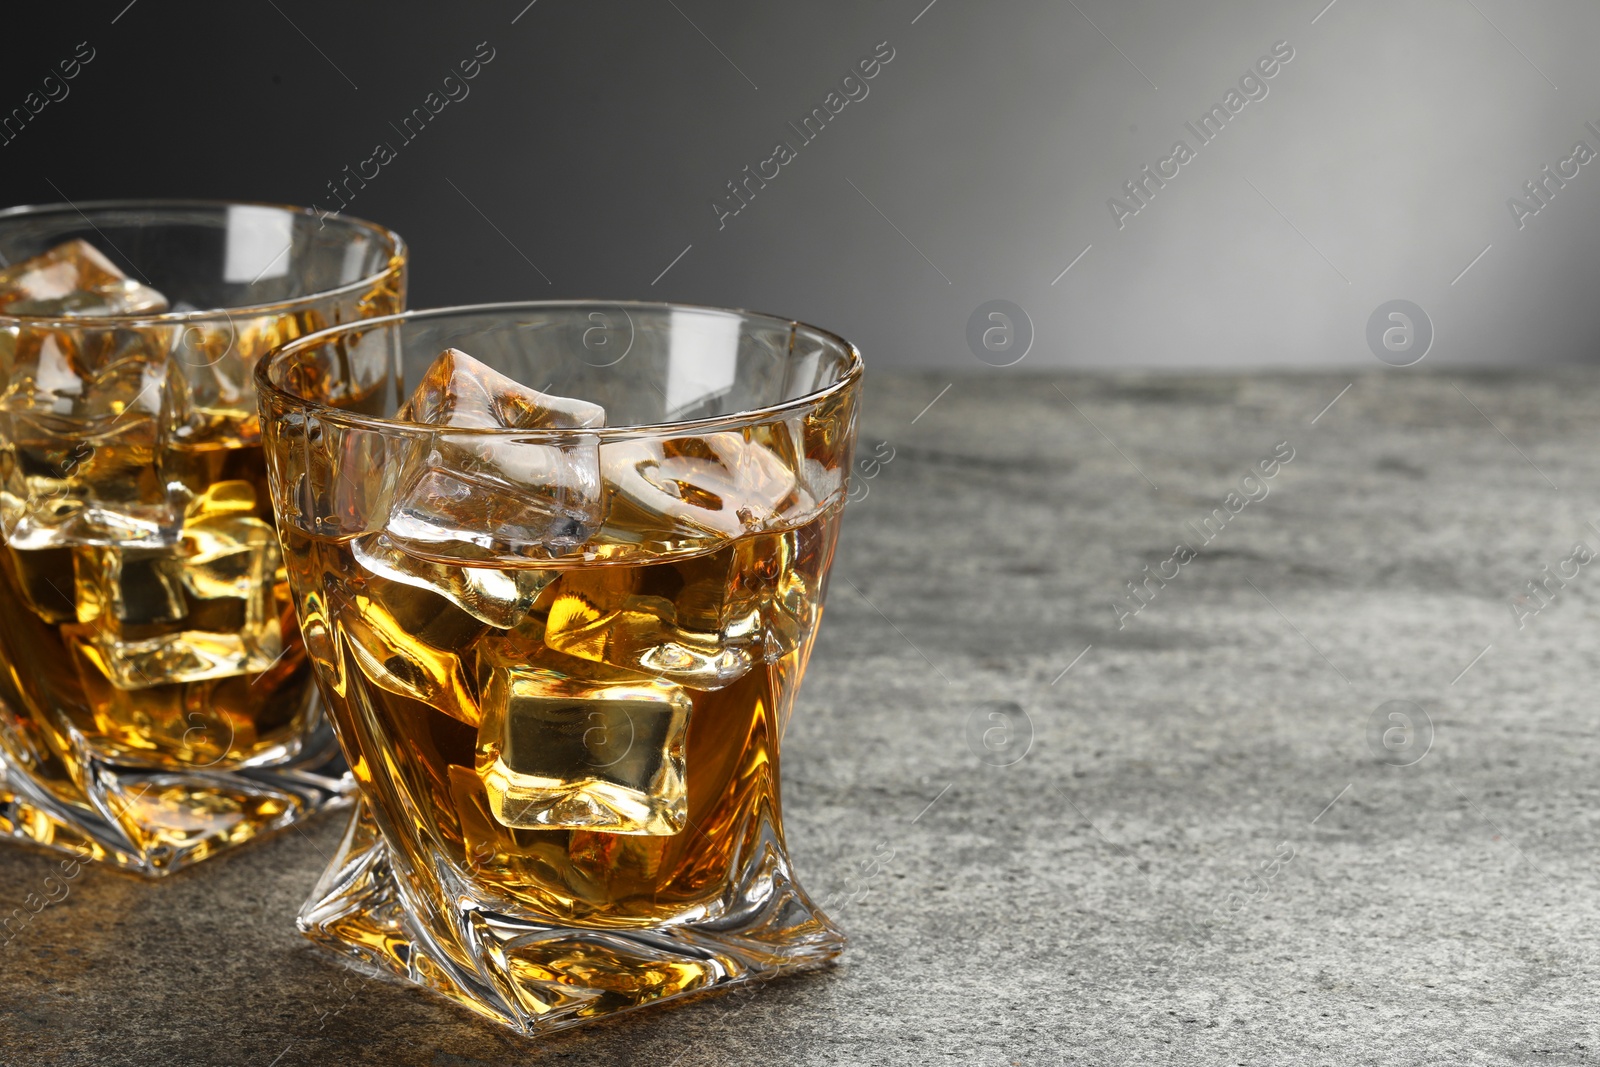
73 544 187 626
67 481 284 690
337 547 492 727
0 242 183 548
0 239 169 316
166 304 249 428
542 549 753 690
540 528 821 687
384 349 607 560
475 664 690 835
351 532 554 629
397 348 604 430
0 312 200 550
601 431 800 543
724 527 822 663
62 631 257 761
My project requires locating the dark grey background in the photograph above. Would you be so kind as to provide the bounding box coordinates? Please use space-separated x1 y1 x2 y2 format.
6 1 1600 369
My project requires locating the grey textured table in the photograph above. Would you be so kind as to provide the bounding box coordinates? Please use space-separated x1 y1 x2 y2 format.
4 370 1598 1066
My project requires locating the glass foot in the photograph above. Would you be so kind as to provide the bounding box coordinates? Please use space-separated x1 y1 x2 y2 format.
0 712 353 877
298 801 846 1035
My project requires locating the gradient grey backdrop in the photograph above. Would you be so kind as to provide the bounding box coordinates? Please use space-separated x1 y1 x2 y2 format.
4 0 1598 369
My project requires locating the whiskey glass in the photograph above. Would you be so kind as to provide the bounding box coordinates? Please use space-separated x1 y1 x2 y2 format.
0 200 406 875
256 302 860 1034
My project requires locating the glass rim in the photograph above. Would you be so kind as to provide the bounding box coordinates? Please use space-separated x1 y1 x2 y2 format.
0 197 406 328
255 299 865 441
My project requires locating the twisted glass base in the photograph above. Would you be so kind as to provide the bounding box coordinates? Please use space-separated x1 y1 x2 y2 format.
299 801 846 1036
0 709 353 877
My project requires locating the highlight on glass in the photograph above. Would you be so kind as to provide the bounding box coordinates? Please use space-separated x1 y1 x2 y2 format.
0 200 406 875
256 301 861 1034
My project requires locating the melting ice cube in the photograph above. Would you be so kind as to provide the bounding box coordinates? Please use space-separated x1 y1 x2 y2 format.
475 664 691 835
0 239 168 317
351 532 554 630
337 540 505 727
396 348 604 430
541 547 754 691
601 431 802 543
540 527 822 688
334 587 488 728
385 349 607 560
724 527 822 664
542 431 823 689
66 481 284 690
0 241 176 550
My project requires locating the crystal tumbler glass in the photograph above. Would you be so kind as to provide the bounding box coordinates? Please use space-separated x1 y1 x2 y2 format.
256 301 860 1034
0 200 406 875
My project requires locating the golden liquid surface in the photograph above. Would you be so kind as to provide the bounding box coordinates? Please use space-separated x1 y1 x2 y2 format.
283 508 839 928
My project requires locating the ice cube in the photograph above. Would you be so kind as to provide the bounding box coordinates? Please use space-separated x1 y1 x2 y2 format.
385 349 607 561
600 431 802 543
335 557 490 727
397 348 605 430
541 547 753 690
724 527 825 663
541 529 821 684
73 544 187 627
66 622 279 692
0 327 179 548
164 307 279 453
183 478 259 519
350 532 553 629
61 632 254 762
68 502 284 690
180 514 282 607
475 664 690 835
0 239 169 317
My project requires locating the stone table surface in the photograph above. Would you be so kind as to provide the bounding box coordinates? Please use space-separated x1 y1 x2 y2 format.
4 369 1600 1066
